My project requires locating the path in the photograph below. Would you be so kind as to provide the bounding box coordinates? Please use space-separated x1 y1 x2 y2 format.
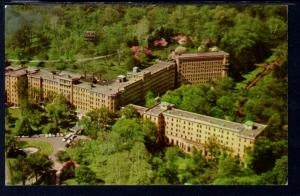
246 53 285 90
18 136 66 171
8 53 117 64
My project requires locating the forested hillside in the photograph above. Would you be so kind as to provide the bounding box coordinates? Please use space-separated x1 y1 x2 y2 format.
5 5 287 80
5 5 288 185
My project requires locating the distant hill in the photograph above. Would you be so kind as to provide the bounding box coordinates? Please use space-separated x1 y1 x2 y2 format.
5 5 287 81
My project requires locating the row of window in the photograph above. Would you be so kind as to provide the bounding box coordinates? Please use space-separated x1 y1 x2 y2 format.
167 133 248 154
180 66 224 71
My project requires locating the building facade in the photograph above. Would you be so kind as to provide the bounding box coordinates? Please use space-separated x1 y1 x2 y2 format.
5 67 28 106
5 51 229 113
175 51 229 85
5 61 176 113
131 103 266 161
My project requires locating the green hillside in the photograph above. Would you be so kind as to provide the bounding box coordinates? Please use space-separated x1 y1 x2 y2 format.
5 5 287 80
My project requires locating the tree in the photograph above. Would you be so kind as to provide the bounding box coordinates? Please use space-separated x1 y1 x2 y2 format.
245 137 287 174
45 95 76 132
145 91 157 108
10 23 34 61
216 155 241 178
128 142 153 185
120 105 139 119
14 116 34 136
110 118 145 151
204 137 225 158
16 77 28 103
104 151 132 184
272 155 287 184
6 133 27 159
5 108 14 131
27 152 53 182
45 103 62 132
11 155 33 185
86 107 116 129
142 119 158 152
75 165 98 185
28 110 46 133
162 147 185 184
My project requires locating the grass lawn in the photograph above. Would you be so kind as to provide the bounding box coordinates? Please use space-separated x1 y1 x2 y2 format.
18 140 53 156
8 108 21 119
6 157 16 185
62 178 78 185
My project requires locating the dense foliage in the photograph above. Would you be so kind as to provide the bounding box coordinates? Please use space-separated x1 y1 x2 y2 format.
5 5 287 185
10 153 53 185
6 5 287 80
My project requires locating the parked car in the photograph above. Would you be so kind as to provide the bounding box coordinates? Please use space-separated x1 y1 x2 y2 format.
70 135 77 140
62 133 73 142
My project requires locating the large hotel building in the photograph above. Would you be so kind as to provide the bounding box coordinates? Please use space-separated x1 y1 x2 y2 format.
5 51 228 112
131 103 266 160
5 61 176 112
5 51 265 159
175 51 229 85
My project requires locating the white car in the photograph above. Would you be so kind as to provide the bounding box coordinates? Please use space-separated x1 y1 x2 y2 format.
62 133 73 142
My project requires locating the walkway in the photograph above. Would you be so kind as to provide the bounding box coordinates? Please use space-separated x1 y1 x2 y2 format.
8 53 117 64
246 53 285 90
19 136 66 171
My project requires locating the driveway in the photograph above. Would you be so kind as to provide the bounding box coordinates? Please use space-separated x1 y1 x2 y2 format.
18 136 66 171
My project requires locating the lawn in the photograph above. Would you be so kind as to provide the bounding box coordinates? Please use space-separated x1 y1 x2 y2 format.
8 108 21 119
6 157 15 185
62 178 78 185
18 140 53 156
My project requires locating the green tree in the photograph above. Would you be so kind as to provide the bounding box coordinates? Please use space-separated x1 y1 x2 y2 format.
75 165 98 185
110 118 145 151
216 155 241 179
142 119 158 152
45 103 62 133
246 137 287 174
86 107 116 129
5 108 14 131
120 105 139 119
10 23 34 61
27 152 53 182
5 134 18 155
45 95 76 132
14 116 34 136
11 155 33 185
145 91 157 108
272 155 288 184
128 142 153 185
16 77 28 103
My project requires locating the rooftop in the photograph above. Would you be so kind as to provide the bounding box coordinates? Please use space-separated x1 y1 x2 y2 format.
5 67 27 77
74 81 120 96
128 104 148 115
163 108 266 138
128 61 174 76
58 71 82 80
144 103 169 117
5 65 23 71
176 51 229 60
